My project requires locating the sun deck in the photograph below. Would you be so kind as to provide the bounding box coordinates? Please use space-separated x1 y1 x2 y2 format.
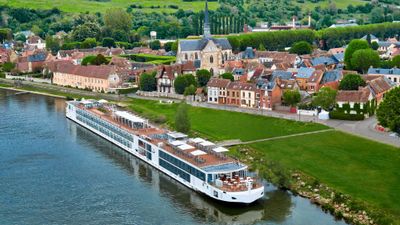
76 103 238 169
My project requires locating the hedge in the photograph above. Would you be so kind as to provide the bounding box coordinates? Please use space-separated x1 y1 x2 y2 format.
329 111 365 121
117 87 138 95
227 22 400 51
121 54 176 65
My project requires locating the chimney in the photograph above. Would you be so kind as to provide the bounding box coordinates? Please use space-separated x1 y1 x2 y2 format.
292 16 296 29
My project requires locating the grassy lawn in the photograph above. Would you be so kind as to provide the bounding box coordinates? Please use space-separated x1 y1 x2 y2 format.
248 130 400 221
128 98 328 141
294 0 365 10
0 0 218 13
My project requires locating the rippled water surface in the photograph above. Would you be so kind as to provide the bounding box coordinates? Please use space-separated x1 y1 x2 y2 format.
0 90 347 225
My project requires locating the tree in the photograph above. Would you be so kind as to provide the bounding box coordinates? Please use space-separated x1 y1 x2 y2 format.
344 40 370 70
220 72 234 81
351 49 380 74
174 74 197 94
312 87 337 111
184 84 197 96
175 102 191 133
289 41 312 55
370 8 385 24
282 90 301 107
196 69 212 87
2 62 15 72
377 87 400 134
91 54 108 65
71 22 101 42
391 55 400 68
339 74 366 90
139 72 157 91
171 41 178 52
104 8 132 32
81 54 108 66
0 28 12 42
258 43 266 51
15 33 26 42
81 38 97 49
164 42 174 52
102 37 116 48
45 36 60 55
371 41 379 50
149 40 161 50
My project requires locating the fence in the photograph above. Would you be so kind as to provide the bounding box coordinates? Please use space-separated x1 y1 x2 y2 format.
6 74 52 84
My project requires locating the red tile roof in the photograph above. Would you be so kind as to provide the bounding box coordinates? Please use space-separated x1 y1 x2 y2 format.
51 61 116 79
336 87 371 103
207 78 230 88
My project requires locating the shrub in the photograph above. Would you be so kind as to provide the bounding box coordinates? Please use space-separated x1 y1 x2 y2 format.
329 111 364 120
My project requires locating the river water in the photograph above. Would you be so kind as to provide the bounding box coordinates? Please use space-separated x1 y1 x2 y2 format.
0 89 347 225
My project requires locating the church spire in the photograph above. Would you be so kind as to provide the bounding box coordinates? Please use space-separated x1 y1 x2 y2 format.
203 0 211 39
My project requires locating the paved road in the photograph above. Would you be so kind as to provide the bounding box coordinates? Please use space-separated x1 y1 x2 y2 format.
217 129 335 147
324 116 400 147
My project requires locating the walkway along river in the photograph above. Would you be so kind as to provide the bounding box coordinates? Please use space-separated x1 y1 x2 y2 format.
0 89 347 225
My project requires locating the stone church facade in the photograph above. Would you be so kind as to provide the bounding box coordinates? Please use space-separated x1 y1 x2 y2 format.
176 0 232 75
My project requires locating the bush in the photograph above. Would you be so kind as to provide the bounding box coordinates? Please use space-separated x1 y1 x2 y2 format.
329 111 364 120
117 87 138 95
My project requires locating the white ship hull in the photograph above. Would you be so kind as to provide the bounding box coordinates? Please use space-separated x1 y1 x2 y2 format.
66 102 264 204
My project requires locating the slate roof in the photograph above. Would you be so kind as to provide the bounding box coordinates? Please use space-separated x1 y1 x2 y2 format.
311 56 338 66
368 68 400 76
242 47 255 59
332 53 344 62
179 38 232 51
321 70 342 84
28 52 47 62
361 34 378 40
271 70 293 81
296 67 315 79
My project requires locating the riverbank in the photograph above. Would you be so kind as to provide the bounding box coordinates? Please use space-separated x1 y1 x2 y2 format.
1 80 399 224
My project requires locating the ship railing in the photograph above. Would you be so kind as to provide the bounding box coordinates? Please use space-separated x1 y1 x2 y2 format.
212 176 262 192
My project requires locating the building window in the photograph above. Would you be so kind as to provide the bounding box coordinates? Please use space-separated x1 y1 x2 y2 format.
394 77 397 83
185 53 188 60
210 55 214 63
195 52 198 60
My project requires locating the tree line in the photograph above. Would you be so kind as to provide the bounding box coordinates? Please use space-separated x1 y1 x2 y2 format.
227 22 400 52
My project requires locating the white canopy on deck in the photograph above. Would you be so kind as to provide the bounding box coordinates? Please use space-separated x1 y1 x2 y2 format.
190 137 206 143
212 146 229 153
115 111 145 123
178 144 194 151
190 150 207 156
199 141 215 147
170 140 185 146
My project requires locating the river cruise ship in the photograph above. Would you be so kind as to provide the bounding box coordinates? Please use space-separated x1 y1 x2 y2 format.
66 99 264 203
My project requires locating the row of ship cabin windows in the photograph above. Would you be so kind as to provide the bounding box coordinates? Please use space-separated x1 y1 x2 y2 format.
76 109 133 141
159 150 206 181
76 115 132 148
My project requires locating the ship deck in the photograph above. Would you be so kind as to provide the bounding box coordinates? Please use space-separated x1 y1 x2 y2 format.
79 105 238 169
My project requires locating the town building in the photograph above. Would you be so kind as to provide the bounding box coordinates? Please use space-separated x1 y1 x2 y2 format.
51 62 121 92
26 36 46 50
176 0 232 75
368 68 400 86
207 78 231 104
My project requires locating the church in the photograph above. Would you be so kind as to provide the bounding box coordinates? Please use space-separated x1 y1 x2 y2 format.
176 0 233 75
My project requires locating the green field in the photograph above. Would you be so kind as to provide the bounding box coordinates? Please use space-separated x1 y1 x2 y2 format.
129 98 400 222
294 0 366 10
0 0 218 13
248 131 400 221
129 98 328 141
